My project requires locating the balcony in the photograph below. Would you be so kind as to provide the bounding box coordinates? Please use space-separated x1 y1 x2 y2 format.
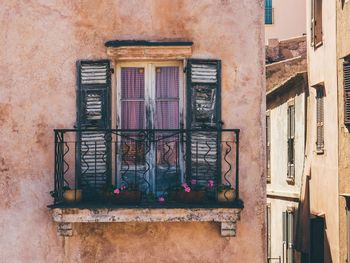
49 128 243 236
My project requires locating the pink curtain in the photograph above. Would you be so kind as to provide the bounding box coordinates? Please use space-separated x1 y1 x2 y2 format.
155 67 179 129
121 68 145 129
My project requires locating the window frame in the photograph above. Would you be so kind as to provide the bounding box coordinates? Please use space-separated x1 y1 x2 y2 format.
311 0 323 48
266 110 271 183
115 61 185 190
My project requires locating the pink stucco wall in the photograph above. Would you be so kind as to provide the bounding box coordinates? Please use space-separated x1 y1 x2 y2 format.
0 1 266 262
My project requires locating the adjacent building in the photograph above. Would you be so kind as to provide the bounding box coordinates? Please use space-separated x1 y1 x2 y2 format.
0 1 266 262
265 0 307 44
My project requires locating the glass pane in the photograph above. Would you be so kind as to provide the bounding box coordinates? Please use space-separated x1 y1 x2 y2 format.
121 101 145 129
121 67 145 99
156 67 179 99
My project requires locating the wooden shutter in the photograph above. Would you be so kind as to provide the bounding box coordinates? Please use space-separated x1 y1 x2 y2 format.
344 60 350 125
267 203 272 260
287 210 295 263
314 0 323 47
316 87 324 152
186 59 221 183
266 111 271 183
77 60 112 195
287 103 295 180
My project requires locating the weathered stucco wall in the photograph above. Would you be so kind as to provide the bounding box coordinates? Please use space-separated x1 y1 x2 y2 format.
306 0 339 261
337 1 350 262
0 1 265 262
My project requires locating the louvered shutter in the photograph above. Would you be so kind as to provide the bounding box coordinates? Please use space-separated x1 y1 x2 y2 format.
316 87 324 152
287 103 295 180
266 111 271 183
287 211 295 263
77 60 112 195
267 204 272 260
186 59 221 184
344 60 350 125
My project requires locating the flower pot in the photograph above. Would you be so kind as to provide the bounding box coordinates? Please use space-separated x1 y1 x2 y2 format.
217 189 236 202
112 191 142 204
176 191 206 203
63 189 82 203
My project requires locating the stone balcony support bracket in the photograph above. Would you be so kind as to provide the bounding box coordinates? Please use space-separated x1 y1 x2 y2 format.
51 207 241 237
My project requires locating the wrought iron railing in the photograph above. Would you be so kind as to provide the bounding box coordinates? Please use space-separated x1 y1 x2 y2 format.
51 128 242 208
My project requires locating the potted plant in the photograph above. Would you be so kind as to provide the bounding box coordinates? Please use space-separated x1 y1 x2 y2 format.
112 183 142 204
168 179 206 203
217 184 236 202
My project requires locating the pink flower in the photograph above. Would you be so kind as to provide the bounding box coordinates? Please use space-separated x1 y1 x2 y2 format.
182 183 188 189
207 180 214 189
114 188 120 195
121 185 126 190
191 179 197 185
185 187 191 193
158 196 165 203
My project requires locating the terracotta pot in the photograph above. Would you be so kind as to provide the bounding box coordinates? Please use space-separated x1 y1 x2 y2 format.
63 189 82 203
112 191 142 204
176 191 206 203
217 189 236 202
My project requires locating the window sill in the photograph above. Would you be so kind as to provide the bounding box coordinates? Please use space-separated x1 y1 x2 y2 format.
50 203 242 237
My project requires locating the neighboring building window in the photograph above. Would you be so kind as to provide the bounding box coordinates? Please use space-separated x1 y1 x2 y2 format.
265 0 273 24
316 86 325 153
283 208 295 263
266 111 271 183
310 216 325 263
343 58 350 126
311 0 323 47
267 203 272 261
287 101 295 182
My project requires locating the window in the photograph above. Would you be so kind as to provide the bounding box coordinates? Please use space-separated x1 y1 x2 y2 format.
266 111 271 183
116 62 183 192
287 101 295 182
283 208 295 263
343 58 350 126
311 0 323 47
310 216 325 263
76 59 222 195
265 0 273 24
316 86 324 153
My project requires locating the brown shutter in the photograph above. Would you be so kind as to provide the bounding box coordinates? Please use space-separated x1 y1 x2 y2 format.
314 0 323 47
344 60 350 125
77 60 112 195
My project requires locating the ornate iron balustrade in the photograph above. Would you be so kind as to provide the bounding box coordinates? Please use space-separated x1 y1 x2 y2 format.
51 128 242 208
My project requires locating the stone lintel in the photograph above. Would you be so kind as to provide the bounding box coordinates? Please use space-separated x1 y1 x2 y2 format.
106 45 192 61
52 207 241 237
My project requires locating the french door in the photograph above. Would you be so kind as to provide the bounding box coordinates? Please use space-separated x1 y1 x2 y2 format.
116 62 184 193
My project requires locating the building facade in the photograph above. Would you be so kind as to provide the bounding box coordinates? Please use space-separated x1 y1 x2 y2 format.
265 0 307 44
0 1 266 262
266 48 307 262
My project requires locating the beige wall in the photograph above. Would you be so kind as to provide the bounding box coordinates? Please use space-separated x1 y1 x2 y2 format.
0 1 266 262
265 0 306 43
306 0 339 262
337 1 350 262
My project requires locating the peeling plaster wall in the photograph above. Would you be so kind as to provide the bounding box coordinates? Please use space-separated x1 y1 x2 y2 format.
0 1 265 262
